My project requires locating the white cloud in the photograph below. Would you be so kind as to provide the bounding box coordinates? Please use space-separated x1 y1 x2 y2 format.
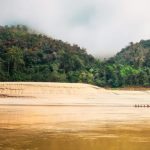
0 0 150 57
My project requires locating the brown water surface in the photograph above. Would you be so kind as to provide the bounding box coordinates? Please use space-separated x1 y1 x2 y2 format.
0 104 150 150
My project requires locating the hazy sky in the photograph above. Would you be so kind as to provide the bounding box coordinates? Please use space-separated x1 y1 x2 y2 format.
0 0 150 57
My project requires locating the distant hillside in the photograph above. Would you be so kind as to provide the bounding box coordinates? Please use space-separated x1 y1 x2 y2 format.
112 40 150 67
0 25 96 82
0 25 149 87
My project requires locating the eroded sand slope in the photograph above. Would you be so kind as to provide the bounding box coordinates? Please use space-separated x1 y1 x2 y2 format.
0 82 149 105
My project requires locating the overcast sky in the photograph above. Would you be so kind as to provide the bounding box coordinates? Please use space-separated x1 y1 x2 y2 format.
0 0 150 57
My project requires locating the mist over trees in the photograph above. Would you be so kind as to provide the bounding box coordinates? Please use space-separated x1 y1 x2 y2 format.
0 25 149 87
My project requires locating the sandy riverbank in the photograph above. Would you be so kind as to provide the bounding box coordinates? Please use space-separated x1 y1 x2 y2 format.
0 82 150 150
0 82 149 105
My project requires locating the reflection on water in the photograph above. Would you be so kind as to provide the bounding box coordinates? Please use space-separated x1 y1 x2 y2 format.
0 105 150 150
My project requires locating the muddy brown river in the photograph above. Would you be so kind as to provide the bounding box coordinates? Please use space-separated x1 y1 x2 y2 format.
0 104 150 150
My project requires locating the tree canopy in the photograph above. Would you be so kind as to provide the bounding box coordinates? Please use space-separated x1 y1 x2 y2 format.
0 25 149 87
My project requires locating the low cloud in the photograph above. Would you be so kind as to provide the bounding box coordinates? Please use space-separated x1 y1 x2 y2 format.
0 0 150 57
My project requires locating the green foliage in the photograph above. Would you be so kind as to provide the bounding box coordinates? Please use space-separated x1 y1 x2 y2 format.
112 41 150 67
0 25 149 87
5 46 24 74
0 25 96 83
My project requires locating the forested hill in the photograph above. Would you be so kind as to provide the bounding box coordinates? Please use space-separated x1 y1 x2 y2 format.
111 40 150 67
0 25 96 82
0 25 149 87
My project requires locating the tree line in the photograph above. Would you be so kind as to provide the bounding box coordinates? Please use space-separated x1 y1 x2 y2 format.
0 25 149 87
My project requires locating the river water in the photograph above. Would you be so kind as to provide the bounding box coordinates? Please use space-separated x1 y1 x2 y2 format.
0 104 150 150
